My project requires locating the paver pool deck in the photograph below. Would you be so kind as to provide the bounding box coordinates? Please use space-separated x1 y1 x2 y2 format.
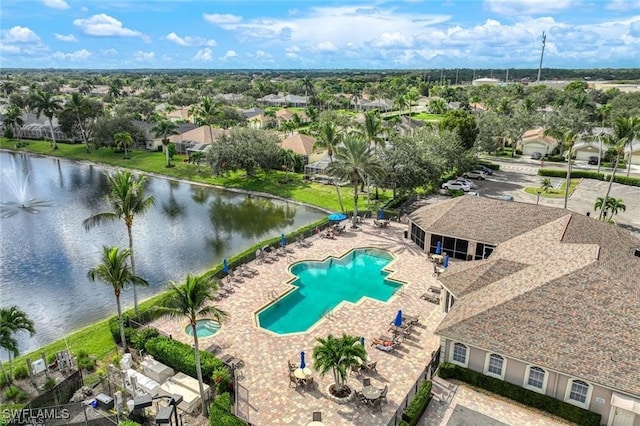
149 219 445 425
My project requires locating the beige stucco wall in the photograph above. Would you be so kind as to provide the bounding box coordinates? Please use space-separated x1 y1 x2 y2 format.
441 338 629 425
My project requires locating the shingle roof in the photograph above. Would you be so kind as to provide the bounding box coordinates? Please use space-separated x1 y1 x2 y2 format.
280 134 316 156
428 199 640 396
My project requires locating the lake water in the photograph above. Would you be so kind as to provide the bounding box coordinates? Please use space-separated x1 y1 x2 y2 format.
0 151 325 356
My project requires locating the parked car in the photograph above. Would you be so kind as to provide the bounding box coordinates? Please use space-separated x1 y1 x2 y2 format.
462 170 487 180
531 152 543 160
452 178 477 189
500 194 514 201
442 181 471 192
465 191 480 196
475 165 494 175
588 156 600 165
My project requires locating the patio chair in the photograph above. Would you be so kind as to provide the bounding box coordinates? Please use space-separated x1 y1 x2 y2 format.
288 360 297 372
304 376 315 390
288 373 300 388
373 219 381 228
354 390 367 406
403 314 420 325
379 384 388 403
420 291 440 304
312 412 322 421
369 396 382 412
229 270 245 283
241 264 259 276
301 238 313 247
363 378 371 387
362 361 377 374
238 267 254 278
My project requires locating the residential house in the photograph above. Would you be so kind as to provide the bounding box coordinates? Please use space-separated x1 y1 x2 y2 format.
393 116 426 137
407 196 640 426
280 134 316 159
519 128 558 157
256 93 309 107
146 123 196 151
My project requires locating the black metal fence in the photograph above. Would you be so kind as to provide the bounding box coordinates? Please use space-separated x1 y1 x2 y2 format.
8 401 119 426
386 348 441 426
25 369 84 409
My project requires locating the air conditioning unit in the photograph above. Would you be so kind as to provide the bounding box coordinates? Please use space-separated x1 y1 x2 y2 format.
31 359 46 375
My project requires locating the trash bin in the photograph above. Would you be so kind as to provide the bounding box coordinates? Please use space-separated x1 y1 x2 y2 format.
403 230 408 239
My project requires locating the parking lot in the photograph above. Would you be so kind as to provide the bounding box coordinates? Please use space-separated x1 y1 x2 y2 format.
459 159 640 236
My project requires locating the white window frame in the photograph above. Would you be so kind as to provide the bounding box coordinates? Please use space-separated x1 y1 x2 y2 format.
450 342 469 367
483 353 506 380
523 365 548 394
564 378 592 409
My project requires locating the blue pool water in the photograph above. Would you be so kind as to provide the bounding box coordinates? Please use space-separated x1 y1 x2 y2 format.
185 319 221 337
256 248 402 334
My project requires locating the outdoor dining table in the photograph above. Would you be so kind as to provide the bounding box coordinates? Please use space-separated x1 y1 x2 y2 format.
432 254 444 264
294 368 312 380
361 385 382 401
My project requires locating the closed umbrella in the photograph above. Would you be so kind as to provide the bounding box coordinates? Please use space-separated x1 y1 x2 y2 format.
379 209 385 220
360 336 365 346
223 258 229 274
300 351 306 369
281 233 286 247
393 310 403 327
435 241 442 255
443 254 450 268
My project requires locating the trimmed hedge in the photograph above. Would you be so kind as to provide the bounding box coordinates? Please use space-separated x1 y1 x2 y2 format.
401 380 432 426
438 363 601 426
477 161 500 171
209 392 247 426
538 168 605 180
537 168 640 187
144 336 224 384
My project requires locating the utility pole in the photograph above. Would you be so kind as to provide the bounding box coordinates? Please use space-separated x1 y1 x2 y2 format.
536 31 547 83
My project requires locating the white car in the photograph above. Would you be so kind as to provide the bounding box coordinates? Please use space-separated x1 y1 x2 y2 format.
462 170 487 180
442 181 471 192
452 178 477 189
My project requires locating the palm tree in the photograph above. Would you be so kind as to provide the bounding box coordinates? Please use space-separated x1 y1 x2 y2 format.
300 75 316 99
405 89 420 116
279 148 297 182
394 94 408 116
152 119 180 167
316 121 342 164
88 246 148 354
594 197 626 221
113 132 133 159
0 306 35 383
543 128 577 209
155 274 228 416
83 171 155 315
191 96 222 127
30 89 62 149
65 93 91 151
496 97 513 116
312 334 366 397
327 138 384 228
540 177 552 192
598 117 639 220
596 104 612 174
428 98 446 114
3 104 24 140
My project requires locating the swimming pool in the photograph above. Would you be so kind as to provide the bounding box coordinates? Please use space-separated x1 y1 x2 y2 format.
256 248 402 334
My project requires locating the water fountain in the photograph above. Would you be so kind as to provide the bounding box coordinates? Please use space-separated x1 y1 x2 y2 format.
1 155 53 218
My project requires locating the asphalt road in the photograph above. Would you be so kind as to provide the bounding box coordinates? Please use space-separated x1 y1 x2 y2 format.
470 158 640 237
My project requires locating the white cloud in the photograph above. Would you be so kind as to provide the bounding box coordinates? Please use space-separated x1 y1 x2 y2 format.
483 0 580 16
221 50 238 60
43 0 69 10
0 44 22 54
100 48 118 56
255 50 272 59
133 51 155 61
193 48 213 61
605 0 640 10
1 26 41 43
203 13 243 25
52 49 91 61
54 33 77 42
73 14 145 38
313 41 338 52
165 32 216 47
372 32 414 48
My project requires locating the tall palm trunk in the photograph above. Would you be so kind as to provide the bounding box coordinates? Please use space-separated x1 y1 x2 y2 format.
333 181 345 213
76 111 89 152
597 136 603 174
48 118 58 149
627 151 633 177
564 147 573 209
127 225 139 315
191 326 208 416
599 152 622 220
0 355 10 384
116 294 128 354
352 177 359 228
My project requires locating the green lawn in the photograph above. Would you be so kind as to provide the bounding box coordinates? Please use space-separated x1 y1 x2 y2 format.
410 112 442 122
524 178 580 198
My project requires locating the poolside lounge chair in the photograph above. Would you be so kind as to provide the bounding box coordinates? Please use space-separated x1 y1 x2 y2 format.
237 267 254 278
361 361 377 374
228 270 245 283
300 238 313 248
218 280 235 294
420 291 440 304
375 342 400 352
241 264 259 276
403 314 420 325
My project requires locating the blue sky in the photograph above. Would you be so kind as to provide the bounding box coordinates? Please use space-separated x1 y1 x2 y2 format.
1 0 639 69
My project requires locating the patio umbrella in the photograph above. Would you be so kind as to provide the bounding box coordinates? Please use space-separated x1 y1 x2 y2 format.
328 213 347 221
393 310 403 328
223 258 229 274
300 351 306 369
435 241 442 255
360 336 365 346
443 254 450 268
379 209 385 220
281 233 286 247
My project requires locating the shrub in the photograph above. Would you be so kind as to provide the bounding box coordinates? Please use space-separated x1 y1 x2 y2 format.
76 350 96 372
608 174 640 187
212 367 233 395
13 364 28 380
401 380 432 426
449 189 464 198
209 392 247 426
130 327 159 351
0 372 8 388
438 363 601 426
144 336 223 383
108 314 137 345
119 420 142 426
4 385 28 402
538 168 605 180
44 377 56 390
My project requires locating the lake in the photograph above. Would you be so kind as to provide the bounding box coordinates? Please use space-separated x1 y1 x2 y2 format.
0 151 325 356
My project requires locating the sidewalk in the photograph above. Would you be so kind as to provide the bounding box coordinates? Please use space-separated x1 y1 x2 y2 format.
418 381 572 426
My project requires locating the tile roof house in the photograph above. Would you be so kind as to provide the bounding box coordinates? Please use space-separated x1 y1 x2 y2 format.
519 127 559 157
407 196 640 425
279 134 316 156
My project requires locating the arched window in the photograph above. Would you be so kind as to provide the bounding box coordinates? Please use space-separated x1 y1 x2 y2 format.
452 342 467 366
486 354 504 377
566 379 591 407
525 366 547 392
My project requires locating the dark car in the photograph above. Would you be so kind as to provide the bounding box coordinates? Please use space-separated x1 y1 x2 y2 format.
475 165 494 175
588 156 600 165
531 152 543 160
